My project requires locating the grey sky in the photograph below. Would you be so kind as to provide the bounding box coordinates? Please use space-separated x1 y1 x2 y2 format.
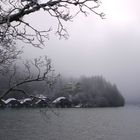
23 0 140 101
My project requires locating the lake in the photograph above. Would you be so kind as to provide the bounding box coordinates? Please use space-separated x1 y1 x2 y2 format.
0 106 140 140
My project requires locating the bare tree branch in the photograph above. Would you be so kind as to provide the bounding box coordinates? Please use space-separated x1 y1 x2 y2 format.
0 56 57 99
0 40 22 74
0 0 103 48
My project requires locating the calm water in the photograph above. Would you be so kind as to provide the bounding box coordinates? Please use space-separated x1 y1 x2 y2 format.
0 106 140 140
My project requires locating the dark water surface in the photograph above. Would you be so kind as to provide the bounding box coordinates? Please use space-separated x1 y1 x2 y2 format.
0 106 140 140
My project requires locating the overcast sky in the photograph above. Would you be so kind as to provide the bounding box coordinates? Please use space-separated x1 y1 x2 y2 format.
23 0 140 101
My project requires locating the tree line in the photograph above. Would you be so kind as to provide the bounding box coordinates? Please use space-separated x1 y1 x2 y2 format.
50 76 125 107
0 74 125 107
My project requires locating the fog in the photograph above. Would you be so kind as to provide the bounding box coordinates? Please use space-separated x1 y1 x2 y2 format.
22 0 140 102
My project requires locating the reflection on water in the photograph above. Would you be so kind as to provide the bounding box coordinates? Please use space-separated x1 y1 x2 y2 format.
0 106 140 140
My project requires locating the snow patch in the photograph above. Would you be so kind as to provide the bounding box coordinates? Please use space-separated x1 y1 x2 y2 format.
52 97 66 103
2 98 16 104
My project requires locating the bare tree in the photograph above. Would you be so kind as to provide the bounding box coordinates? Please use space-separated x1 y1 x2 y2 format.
0 56 57 99
0 0 104 100
0 0 104 48
0 0 104 72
